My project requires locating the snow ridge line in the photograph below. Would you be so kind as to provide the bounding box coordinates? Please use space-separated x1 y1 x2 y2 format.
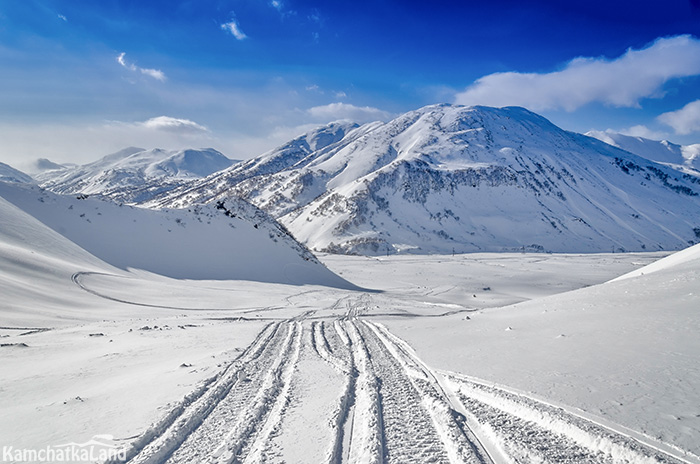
242 321 303 463
446 374 689 464
209 322 298 463
343 320 384 464
117 322 279 464
363 321 491 464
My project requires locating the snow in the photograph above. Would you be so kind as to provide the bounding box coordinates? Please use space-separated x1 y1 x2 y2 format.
358 251 700 458
152 104 700 256
0 181 352 287
612 242 700 281
0 162 33 184
1 106 699 462
34 147 236 204
1 205 698 461
586 129 700 169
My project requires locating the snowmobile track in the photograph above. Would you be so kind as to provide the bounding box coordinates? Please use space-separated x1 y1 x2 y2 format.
120 313 692 464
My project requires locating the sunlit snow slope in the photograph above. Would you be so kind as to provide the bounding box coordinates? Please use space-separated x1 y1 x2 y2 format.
0 181 354 287
587 130 700 169
0 162 33 184
36 147 237 204
157 104 700 255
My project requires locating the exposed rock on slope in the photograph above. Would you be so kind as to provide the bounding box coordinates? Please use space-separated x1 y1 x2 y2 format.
154 104 700 255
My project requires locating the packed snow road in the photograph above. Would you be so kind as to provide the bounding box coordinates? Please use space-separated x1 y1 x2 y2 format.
115 296 687 464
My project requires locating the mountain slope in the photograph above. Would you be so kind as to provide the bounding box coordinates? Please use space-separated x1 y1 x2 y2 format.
152 121 366 209
35 147 236 204
0 181 354 287
0 192 124 325
0 162 34 184
586 130 700 169
157 104 700 255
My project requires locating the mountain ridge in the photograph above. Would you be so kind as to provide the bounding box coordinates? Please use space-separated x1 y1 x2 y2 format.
35 147 237 204
152 104 700 255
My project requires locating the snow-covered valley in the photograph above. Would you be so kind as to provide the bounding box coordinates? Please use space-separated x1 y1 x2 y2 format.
1 182 698 462
1 103 700 463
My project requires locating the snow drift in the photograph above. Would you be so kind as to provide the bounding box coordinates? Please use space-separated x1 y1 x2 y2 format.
0 181 355 287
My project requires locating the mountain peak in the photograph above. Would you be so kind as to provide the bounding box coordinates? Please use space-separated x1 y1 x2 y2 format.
156 104 700 255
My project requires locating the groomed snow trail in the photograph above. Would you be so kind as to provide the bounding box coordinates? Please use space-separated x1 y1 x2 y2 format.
122 298 690 464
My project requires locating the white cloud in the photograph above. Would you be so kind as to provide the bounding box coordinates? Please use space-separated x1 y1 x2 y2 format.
139 116 210 134
221 18 247 40
117 52 166 82
657 99 700 135
335 91 347 99
618 125 670 140
455 35 700 111
117 52 133 70
57 14 67 22
0 119 215 170
140 68 166 81
307 102 391 123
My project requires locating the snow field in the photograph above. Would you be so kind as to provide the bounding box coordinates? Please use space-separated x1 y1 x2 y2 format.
2 193 697 464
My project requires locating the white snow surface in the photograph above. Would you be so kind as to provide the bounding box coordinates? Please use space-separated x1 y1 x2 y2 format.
2 195 699 463
587 129 700 169
155 104 700 255
0 161 33 184
0 181 352 287
612 241 700 281
35 147 236 204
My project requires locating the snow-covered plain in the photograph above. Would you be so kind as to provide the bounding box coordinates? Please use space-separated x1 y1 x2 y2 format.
2 181 698 463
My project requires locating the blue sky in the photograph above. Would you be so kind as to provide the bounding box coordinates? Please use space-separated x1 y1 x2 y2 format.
1 0 700 168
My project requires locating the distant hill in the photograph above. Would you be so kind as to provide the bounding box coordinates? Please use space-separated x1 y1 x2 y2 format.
35 147 237 204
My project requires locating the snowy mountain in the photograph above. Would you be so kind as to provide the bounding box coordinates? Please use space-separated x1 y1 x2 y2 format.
0 162 33 184
30 157 70 173
586 130 700 169
0 181 353 287
150 121 364 209
153 104 700 255
35 147 237 204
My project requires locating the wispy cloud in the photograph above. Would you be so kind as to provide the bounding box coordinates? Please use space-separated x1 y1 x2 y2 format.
57 14 67 22
657 99 700 135
455 35 700 111
307 102 391 123
117 52 166 82
221 15 247 40
308 8 323 24
140 68 166 81
619 125 670 140
139 116 209 134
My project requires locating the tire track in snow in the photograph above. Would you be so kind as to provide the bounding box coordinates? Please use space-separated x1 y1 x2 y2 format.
364 321 493 464
240 321 302 463
340 320 384 464
122 322 280 464
444 373 690 464
194 322 299 464
120 310 690 464
356 320 487 464
126 322 301 464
